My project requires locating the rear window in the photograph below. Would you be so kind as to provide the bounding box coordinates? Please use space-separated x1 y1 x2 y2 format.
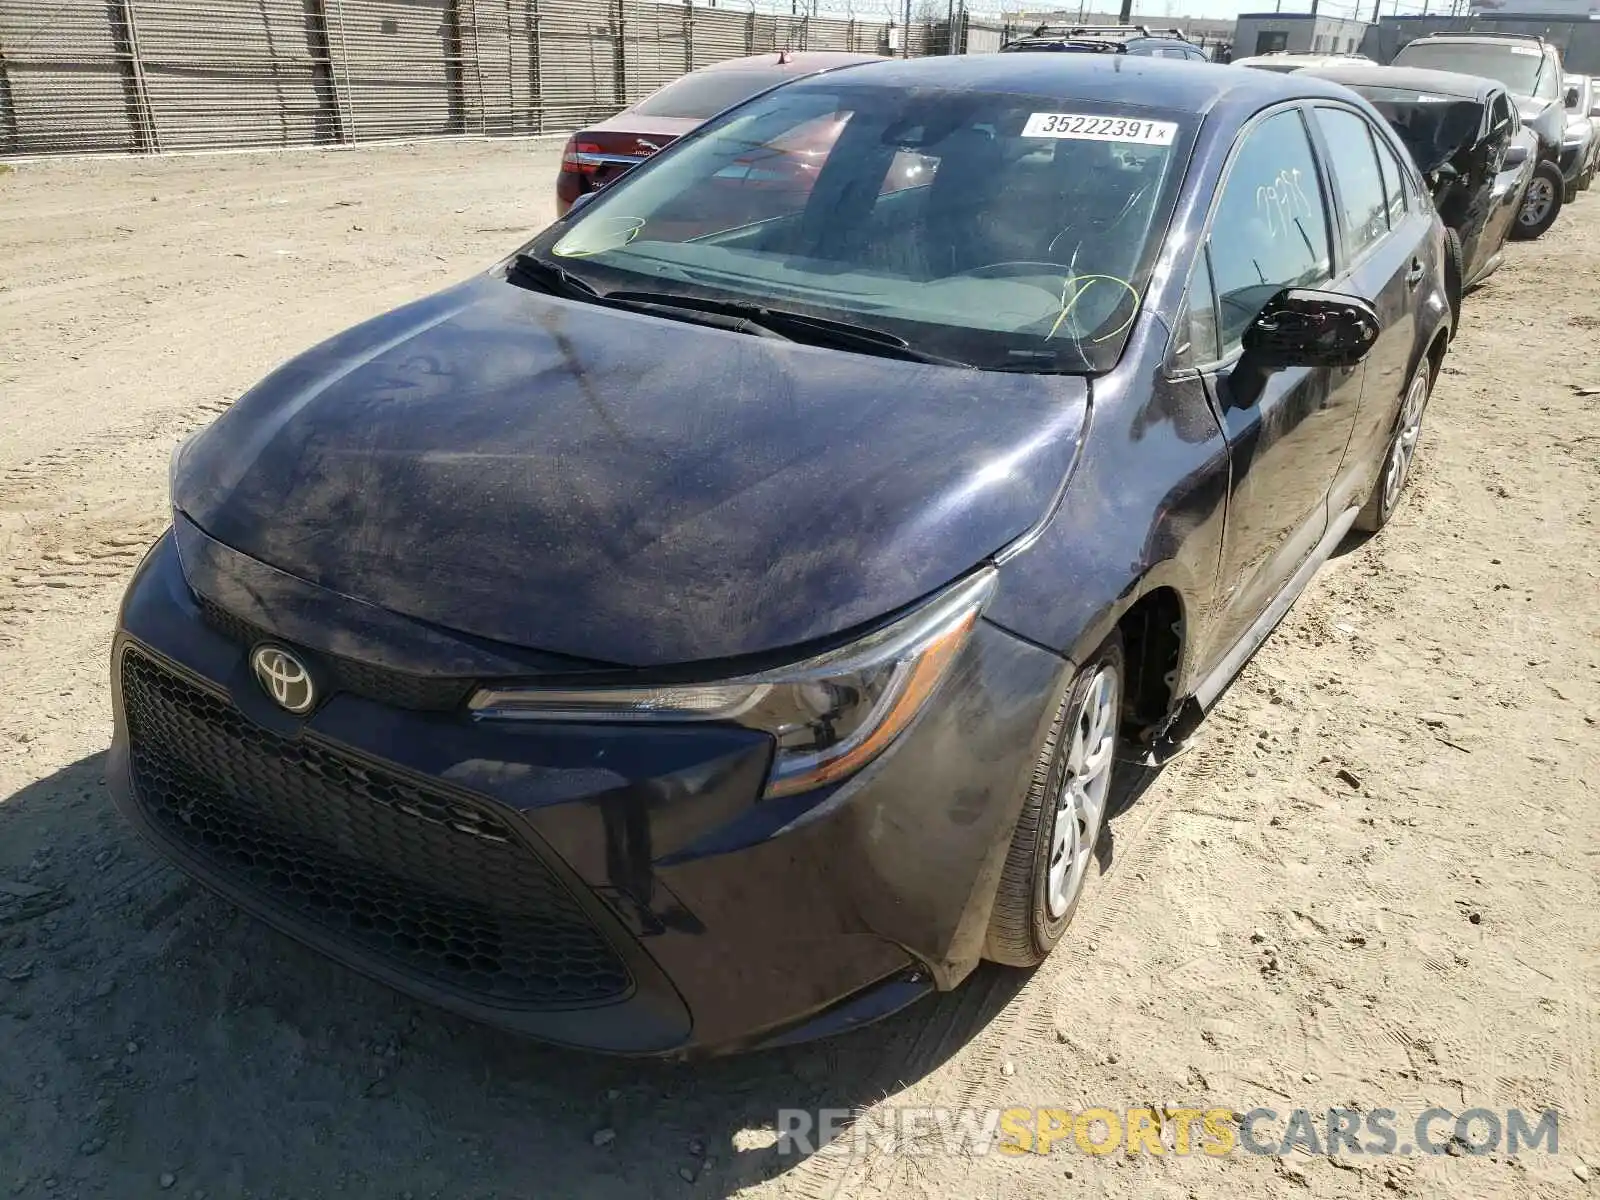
536 81 1195 372
1393 41 1556 100
631 70 789 120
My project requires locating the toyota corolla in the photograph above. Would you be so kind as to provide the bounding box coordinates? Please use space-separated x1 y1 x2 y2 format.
110 56 1451 1054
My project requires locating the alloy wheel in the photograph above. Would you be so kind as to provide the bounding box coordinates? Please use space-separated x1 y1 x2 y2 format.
1045 664 1119 919
1521 176 1555 227
1382 371 1428 514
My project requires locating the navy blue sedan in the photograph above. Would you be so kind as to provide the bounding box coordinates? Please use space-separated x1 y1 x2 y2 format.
111 55 1451 1054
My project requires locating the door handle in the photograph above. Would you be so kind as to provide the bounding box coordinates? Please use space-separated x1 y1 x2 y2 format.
1405 259 1426 288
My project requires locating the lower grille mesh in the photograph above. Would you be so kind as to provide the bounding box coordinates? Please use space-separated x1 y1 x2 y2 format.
119 647 632 1008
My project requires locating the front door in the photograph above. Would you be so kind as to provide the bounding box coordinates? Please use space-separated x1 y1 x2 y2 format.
1194 106 1364 664
1477 94 1527 280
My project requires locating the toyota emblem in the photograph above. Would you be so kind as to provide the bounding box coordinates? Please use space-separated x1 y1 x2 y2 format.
251 645 316 714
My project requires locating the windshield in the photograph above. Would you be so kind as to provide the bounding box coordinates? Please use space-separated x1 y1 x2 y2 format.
1394 41 1554 99
527 80 1192 372
631 70 790 120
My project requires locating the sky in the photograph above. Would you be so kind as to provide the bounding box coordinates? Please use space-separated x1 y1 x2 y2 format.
997 0 1438 20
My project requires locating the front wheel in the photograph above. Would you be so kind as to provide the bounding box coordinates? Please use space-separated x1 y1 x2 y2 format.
984 636 1123 968
1511 161 1564 240
1354 359 1431 534
1443 226 1463 333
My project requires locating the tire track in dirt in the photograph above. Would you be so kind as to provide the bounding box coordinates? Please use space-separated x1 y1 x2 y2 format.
786 733 1247 1200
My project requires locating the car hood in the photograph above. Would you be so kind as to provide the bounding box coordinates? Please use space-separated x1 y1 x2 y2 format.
173 275 1088 668
1515 96 1557 127
1365 96 1483 176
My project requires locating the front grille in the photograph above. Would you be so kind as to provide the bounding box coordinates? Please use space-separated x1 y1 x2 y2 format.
194 595 474 712
119 646 632 1009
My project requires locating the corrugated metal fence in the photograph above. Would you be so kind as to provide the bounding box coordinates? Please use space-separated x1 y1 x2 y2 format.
0 0 944 157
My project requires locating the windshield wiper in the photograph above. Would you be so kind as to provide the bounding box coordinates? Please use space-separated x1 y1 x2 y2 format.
606 291 972 367
507 253 789 339
509 259 969 362
507 252 600 300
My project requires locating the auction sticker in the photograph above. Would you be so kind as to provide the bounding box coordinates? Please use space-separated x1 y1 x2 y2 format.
1022 113 1178 144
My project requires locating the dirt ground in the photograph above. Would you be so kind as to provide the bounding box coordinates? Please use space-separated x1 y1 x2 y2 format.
1 139 1596 1200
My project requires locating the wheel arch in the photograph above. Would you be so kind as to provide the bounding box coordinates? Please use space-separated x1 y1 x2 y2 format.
1059 564 1205 747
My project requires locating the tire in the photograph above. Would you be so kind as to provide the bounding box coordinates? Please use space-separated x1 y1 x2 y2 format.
1442 225 1463 333
1511 161 1563 240
984 635 1123 968
1354 356 1431 534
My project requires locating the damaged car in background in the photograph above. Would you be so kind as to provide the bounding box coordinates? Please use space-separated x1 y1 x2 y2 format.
1301 62 1537 316
1391 31 1568 239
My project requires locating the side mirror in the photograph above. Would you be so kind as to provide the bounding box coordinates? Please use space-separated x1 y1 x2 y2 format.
1242 288 1381 370
1503 141 1530 168
566 191 598 217
1565 88 1580 109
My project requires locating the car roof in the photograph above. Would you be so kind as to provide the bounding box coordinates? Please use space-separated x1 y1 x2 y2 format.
815 53 1347 113
1305 62 1499 100
1403 32 1547 49
1236 53 1368 64
696 51 884 74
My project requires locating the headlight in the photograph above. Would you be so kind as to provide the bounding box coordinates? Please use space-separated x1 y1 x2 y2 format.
470 568 996 798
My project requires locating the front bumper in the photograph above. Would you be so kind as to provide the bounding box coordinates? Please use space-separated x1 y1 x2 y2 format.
108 524 1067 1054
1560 141 1590 183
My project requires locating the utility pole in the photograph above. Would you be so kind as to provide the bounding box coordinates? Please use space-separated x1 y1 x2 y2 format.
904 0 912 55
1118 0 1132 23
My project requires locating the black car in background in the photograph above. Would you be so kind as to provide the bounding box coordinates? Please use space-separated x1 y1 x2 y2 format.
110 56 1451 1054
1301 63 1537 306
1000 24 1211 60
1391 31 1568 237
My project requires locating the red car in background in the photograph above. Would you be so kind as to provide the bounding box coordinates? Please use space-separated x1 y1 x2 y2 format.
555 50 884 215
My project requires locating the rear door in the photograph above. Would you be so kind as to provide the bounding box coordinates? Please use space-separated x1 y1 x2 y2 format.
1307 103 1433 515
1191 105 1362 664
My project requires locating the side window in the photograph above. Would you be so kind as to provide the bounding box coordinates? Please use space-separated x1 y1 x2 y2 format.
1487 93 1515 159
1186 248 1221 365
1208 109 1333 355
1313 107 1390 262
1373 131 1406 228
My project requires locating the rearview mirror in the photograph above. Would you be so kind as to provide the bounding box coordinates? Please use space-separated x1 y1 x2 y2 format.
1242 288 1381 370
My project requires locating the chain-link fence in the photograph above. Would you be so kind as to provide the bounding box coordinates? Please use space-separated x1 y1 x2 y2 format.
0 0 954 157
